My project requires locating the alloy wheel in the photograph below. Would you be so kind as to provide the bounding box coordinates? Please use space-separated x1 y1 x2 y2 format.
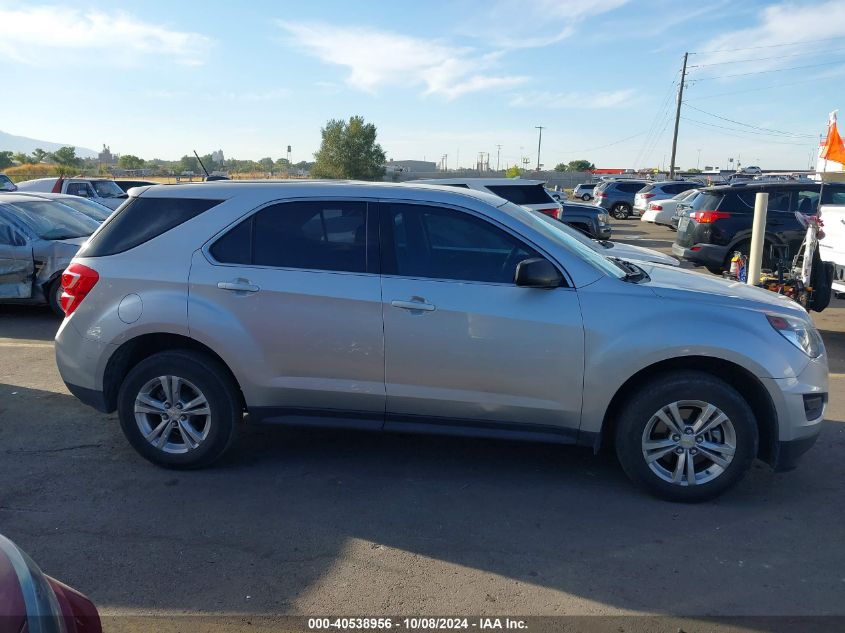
641 400 736 486
134 376 211 454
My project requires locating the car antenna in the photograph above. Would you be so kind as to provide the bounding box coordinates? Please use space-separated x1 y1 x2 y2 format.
193 150 210 178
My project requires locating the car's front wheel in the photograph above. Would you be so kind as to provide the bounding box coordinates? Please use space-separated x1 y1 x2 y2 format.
117 350 241 468
47 278 64 317
610 203 631 219
615 371 757 502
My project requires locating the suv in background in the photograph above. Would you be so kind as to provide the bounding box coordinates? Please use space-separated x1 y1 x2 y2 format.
54 181 828 501
673 182 845 274
413 178 564 219
114 179 158 193
15 177 128 210
634 181 698 215
592 180 648 219
572 183 596 201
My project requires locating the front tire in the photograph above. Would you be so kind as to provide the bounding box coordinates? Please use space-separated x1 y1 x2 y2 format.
614 371 757 502
117 350 240 468
610 203 631 220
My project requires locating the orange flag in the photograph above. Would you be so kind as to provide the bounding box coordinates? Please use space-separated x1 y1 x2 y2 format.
820 111 845 165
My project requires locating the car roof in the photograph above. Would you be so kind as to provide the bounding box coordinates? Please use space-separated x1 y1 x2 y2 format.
412 178 545 186
704 181 835 192
131 179 512 208
0 193 69 204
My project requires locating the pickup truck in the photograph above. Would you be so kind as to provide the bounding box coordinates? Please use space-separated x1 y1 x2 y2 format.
14 177 128 210
820 204 845 298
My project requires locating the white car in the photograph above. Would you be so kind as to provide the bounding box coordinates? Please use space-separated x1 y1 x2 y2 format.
819 203 845 298
412 178 564 219
641 189 700 227
15 177 128 210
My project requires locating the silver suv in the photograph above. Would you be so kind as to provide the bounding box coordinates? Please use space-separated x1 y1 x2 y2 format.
55 181 828 501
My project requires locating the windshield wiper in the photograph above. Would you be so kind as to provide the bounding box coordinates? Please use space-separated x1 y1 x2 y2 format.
609 257 649 282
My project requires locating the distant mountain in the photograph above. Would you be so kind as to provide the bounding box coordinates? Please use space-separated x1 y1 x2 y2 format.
0 130 98 158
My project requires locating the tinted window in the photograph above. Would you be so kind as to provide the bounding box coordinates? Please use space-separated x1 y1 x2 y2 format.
66 182 94 197
383 203 539 283
55 197 111 222
213 201 368 273
82 197 221 257
442 183 470 189
638 185 655 194
486 184 554 205
619 183 646 193
2 200 98 240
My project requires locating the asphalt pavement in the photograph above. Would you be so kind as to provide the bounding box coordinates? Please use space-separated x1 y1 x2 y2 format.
0 218 843 632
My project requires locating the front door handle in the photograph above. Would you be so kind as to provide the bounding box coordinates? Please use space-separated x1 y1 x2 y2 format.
391 298 436 312
218 280 260 293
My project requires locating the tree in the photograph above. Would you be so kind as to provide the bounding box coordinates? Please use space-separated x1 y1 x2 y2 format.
258 157 274 173
566 160 595 172
312 116 386 180
553 163 567 172
0 151 13 169
11 152 30 165
687 168 702 173
50 146 81 175
118 154 144 170
505 165 522 178
31 148 49 164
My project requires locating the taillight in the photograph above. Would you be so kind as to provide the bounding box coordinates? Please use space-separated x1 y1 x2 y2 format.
642 193 655 199
651 205 663 211
596 192 607 198
60 263 99 316
538 207 562 220
693 210 731 223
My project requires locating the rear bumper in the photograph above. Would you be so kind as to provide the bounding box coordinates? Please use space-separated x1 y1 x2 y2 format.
671 242 728 268
64 382 110 413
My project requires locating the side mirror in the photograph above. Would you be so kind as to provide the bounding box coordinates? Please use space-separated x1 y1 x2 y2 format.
514 257 563 288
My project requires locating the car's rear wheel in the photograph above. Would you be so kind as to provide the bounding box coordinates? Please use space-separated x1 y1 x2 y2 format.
117 350 240 468
724 240 773 274
610 203 631 220
47 278 64 317
615 371 757 502
581 194 591 201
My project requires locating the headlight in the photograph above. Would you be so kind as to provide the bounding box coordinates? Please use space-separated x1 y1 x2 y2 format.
766 314 824 358
598 213 610 223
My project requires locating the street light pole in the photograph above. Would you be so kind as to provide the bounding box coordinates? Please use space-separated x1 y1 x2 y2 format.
496 144 502 172
535 126 544 171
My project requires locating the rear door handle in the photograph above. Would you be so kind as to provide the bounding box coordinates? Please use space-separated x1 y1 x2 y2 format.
218 280 260 293
391 298 436 312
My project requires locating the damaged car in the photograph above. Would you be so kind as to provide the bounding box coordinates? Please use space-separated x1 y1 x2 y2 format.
0 195 99 315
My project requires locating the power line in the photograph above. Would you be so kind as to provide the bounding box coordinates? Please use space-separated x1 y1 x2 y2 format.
633 73 678 169
691 59 845 81
689 35 843 55
555 130 648 155
688 47 845 68
681 103 816 138
680 117 812 146
685 75 833 101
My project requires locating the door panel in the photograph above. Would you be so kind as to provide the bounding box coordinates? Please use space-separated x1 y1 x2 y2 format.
379 201 585 433
188 200 384 416
0 242 33 299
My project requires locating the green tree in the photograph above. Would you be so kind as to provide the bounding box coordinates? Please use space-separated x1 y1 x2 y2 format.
0 151 13 169
258 157 274 173
12 152 30 164
274 157 291 172
553 163 567 172
50 146 81 175
566 160 595 172
118 154 144 170
31 148 49 163
505 165 522 178
687 168 702 174
312 116 386 180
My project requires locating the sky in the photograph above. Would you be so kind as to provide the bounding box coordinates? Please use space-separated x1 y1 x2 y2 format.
1 0 843 170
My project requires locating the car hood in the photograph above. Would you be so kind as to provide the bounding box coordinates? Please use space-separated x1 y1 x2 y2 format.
639 262 809 317
601 241 679 266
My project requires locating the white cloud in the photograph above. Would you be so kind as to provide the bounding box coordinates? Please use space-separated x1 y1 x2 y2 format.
509 89 638 109
277 21 528 99
0 5 212 67
692 1 845 73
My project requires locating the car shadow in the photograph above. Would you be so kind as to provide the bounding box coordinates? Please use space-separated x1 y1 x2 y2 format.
2 383 843 618
0 305 60 341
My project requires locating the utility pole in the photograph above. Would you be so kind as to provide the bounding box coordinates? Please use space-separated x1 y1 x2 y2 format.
496 145 502 172
668 52 688 180
535 126 545 171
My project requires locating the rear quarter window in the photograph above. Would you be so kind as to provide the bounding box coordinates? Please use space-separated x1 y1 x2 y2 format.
485 184 554 205
80 197 223 257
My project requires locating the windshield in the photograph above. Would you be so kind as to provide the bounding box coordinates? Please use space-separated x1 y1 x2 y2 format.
55 196 111 221
500 203 624 278
4 200 99 239
0 175 16 191
91 180 127 198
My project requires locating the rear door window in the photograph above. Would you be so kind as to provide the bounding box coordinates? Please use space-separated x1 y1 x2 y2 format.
619 183 646 193
485 184 554 205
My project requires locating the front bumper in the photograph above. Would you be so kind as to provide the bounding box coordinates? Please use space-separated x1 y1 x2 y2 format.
596 223 612 240
671 242 728 268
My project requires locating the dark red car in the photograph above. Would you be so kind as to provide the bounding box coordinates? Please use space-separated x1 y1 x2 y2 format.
0 534 101 633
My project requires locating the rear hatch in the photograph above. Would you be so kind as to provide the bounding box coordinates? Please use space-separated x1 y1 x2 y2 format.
485 183 563 219
634 184 656 211
675 190 725 247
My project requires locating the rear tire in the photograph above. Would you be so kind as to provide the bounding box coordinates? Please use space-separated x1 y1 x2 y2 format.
725 240 772 273
117 350 240 469
705 266 724 275
47 278 64 317
581 194 591 201
614 371 757 502
610 203 631 220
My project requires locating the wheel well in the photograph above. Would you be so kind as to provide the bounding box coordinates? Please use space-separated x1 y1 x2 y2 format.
599 356 778 465
102 333 245 413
